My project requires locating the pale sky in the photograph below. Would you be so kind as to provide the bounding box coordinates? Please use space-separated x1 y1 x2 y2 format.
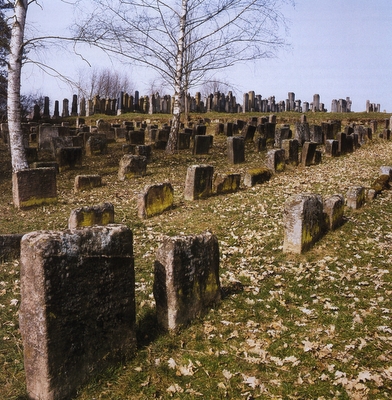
22 0 392 113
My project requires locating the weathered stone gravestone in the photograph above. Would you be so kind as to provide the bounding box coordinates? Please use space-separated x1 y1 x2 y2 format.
310 125 323 144
74 175 102 192
68 202 114 229
227 136 245 164
19 225 136 400
274 125 291 148
184 164 214 200
213 173 241 195
56 147 83 171
128 130 145 145
301 142 318 167
346 186 365 209
294 123 310 145
323 194 345 230
266 149 285 172
153 232 221 330
0 233 24 261
193 135 212 155
283 193 325 254
281 139 299 166
118 155 147 180
137 182 174 218
85 134 108 156
38 125 69 151
241 124 257 141
243 168 273 187
325 140 339 157
12 168 57 209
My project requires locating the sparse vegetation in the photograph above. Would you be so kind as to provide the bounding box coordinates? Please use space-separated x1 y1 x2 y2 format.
1 111 392 399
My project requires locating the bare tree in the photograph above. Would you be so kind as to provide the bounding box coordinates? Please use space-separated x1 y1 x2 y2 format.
75 0 294 153
77 67 134 100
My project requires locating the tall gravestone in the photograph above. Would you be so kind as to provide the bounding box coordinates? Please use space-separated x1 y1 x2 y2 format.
184 165 214 200
227 136 245 164
283 193 325 253
19 225 136 400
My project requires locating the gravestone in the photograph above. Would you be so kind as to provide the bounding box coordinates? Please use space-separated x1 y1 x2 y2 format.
0 234 24 261
12 168 57 209
137 182 174 218
227 136 245 164
128 130 145 145
56 147 83 171
135 145 152 162
294 123 310 145
310 125 323 144
68 202 114 229
193 135 212 155
213 173 241 195
241 124 257 142
325 140 339 157
74 175 102 192
153 232 221 330
19 225 136 400
224 122 233 137
301 142 318 167
118 155 147 180
274 125 291 148
283 193 325 254
243 168 273 187
281 139 299 166
85 134 108 156
184 165 214 200
346 186 365 209
178 132 191 149
266 149 285 172
337 132 347 155
323 194 345 230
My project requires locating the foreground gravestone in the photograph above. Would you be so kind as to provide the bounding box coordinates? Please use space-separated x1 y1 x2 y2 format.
283 193 325 254
137 182 174 218
19 225 136 400
184 164 214 200
153 232 221 330
68 202 114 229
323 194 345 230
12 168 57 209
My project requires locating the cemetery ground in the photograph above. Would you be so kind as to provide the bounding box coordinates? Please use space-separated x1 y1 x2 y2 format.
1 112 392 399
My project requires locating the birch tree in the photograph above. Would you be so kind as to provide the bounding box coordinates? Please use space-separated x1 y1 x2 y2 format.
7 0 29 171
75 0 293 153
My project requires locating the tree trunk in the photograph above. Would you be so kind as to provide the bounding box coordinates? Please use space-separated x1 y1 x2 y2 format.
166 0 187 154
7 0 29 172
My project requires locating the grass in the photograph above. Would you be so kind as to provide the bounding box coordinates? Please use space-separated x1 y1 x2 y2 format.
1 111 392 399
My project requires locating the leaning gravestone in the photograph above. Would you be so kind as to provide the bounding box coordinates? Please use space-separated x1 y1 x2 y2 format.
153 232 221 330
137 182 174 218
283 193 325 254
323 194 345 230
19 225 136 400
184 164 214 200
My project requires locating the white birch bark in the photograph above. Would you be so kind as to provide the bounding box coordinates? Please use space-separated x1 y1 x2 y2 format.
166 0 187 154
7 0 29 172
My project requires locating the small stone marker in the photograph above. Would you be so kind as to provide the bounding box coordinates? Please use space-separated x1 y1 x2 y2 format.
213 173 241 194
283 193 325 254
243 168 273 187
118 155 147 180
184 164 214 200
19 225 136 400
266 149 285 172
12 168 57 209
346 186 365 209
68 202 114 229
323 194 345 230
153 232 221 330
74 175 102 192
227 136 245 164
137 182 174 218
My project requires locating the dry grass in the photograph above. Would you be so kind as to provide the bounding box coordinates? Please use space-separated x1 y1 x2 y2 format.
1 111 392 399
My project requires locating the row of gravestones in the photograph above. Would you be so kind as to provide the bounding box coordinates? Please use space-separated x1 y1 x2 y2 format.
283 166 392 253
